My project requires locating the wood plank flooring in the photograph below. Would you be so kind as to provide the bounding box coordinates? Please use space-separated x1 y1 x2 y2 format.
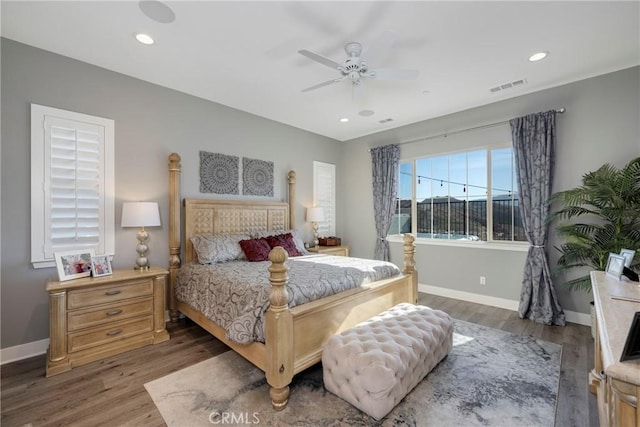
1 294 598 426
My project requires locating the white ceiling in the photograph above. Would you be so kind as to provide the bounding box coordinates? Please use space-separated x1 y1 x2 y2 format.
2 1 639 141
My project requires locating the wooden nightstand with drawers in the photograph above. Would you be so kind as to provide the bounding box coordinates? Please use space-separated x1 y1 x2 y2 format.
46 266 169 377
309 245 350 257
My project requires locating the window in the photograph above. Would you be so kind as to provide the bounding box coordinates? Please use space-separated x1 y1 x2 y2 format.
392 147 525 243
313 161 336 236
31 104 115 268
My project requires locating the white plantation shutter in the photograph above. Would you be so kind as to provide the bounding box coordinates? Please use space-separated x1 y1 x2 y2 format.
31 105 114 268
46 119 102 256
313 161 336 236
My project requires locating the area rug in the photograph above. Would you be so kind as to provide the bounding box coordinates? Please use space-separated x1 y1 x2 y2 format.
145 320 561 426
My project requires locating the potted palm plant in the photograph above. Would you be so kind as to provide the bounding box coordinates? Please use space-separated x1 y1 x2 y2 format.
549 157 640 292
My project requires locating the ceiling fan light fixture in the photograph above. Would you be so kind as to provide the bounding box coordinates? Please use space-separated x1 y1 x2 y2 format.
135 33 155 45
359 110 375 117
528 51 548 62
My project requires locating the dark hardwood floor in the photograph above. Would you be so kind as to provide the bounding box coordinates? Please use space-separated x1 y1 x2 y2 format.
1 294 598 426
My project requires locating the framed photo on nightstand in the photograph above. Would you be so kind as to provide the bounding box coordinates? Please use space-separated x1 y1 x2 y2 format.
91 255 112 277
54 250 95 281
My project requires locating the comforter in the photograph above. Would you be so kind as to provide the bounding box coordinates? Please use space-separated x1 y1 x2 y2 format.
175 254 401 344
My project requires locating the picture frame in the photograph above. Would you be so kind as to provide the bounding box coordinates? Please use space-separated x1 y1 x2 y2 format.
605 252 626 280
54 249 95 282
620 248 636 268
90 255 112 277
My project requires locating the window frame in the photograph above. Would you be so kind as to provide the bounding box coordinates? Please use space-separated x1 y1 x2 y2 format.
312 161 336 237
394 143 528 250
31 104 115 269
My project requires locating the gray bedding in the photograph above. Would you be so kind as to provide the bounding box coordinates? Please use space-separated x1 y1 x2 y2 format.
175 254 401 344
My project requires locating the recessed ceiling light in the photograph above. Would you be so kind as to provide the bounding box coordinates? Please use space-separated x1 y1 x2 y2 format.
135 33 155 45
528 51 548 62
359 110 374 117
339 117 349 123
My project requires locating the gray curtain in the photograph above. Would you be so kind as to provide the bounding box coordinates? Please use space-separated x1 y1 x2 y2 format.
371 144 400 261
510 111 565 326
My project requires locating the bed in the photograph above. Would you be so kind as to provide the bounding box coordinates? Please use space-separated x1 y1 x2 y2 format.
167 153 418 410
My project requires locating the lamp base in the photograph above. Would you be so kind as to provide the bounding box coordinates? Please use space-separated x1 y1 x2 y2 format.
312 221 320 247
134 228 151 271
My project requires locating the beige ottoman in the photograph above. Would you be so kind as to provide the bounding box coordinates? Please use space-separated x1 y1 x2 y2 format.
322 303 453 420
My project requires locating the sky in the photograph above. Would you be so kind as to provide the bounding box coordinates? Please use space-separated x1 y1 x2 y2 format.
399 148 517 201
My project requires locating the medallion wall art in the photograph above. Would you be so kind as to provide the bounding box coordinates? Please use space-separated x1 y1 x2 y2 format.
199 151 274 197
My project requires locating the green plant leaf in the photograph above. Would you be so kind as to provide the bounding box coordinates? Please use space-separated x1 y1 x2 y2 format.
550 157 640 292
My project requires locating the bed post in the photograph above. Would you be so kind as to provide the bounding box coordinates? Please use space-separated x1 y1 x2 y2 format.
402 234 418 304
168 153 181 322
264 247 293 411
287 170 296 229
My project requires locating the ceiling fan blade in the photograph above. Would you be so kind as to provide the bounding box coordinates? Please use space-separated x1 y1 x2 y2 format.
301 77 345 93
298 49 342 70
369 68 420 80
361 30 399 64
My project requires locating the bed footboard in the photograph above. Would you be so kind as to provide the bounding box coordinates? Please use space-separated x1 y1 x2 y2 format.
264 247 293 410
263 234 417 410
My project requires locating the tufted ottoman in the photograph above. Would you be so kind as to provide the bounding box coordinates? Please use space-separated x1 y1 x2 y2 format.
322 303 453 420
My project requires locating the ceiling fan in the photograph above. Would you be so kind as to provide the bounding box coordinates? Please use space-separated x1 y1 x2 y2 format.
298 31 419 93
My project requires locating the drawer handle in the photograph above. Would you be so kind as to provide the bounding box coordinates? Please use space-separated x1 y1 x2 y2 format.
106 329 123 337
105 290 121 296
106 309 122 316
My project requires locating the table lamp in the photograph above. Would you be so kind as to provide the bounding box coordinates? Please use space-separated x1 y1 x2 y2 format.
121 201 161 270
306 206 325 247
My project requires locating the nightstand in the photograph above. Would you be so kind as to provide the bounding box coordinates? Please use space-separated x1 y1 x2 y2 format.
45 266 170 377
309 245 350 257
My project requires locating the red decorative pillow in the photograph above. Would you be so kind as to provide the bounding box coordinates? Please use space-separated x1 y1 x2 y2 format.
239 238 272 262
265 233 302 257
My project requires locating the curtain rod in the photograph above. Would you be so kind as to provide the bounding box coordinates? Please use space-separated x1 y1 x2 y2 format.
368 108 565 151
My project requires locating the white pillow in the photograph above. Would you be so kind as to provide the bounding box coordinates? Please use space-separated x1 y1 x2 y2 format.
190 234 249 264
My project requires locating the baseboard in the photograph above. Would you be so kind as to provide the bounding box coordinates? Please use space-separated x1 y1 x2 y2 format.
563 310 591 326
419 283 520 311
419 283 590 327
0 338 49 365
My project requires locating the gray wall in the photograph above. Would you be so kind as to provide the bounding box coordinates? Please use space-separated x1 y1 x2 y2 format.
341 66 640 315
1 38 342 349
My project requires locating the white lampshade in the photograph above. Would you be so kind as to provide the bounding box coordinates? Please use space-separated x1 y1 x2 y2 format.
121 202 161 228
306 206 325 223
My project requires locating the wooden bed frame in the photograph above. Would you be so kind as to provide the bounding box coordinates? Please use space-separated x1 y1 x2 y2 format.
167 153 418 410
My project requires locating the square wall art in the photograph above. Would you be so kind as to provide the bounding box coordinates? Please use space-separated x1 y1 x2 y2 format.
200 151 239 194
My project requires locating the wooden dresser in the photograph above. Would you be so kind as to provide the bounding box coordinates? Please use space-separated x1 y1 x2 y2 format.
309 245 350 257
46 267 170 377
589 271 640 426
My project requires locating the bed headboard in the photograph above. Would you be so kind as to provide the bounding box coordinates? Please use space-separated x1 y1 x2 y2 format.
168 152 297 266
183 199 290 264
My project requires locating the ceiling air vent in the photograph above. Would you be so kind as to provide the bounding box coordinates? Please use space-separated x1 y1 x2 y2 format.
489 78 527 93
378 118 394 124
